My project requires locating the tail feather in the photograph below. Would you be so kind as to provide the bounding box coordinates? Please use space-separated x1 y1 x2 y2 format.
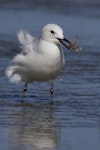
9 74 21 83
5 66 21 83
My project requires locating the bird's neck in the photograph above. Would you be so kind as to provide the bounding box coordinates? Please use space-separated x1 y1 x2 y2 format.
39 39 61 56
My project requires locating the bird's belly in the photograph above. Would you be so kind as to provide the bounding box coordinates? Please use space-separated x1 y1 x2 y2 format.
22 57 64 82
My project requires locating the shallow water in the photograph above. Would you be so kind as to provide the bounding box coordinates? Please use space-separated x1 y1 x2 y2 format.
0 1 100 150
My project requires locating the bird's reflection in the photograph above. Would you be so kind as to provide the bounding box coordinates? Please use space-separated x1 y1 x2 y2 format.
9 101 59 150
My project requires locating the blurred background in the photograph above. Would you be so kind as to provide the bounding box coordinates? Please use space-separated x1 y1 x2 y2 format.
0 1 100 150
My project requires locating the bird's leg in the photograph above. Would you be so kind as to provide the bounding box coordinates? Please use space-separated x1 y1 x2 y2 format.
22 83 27 102
50 83 54 104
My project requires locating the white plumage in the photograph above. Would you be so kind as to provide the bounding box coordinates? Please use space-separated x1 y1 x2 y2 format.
5 24 70 100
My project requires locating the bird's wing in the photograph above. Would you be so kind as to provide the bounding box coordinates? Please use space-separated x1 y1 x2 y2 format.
17 30 37 54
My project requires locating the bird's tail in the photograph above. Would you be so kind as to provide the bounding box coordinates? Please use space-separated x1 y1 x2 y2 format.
5 66 21 84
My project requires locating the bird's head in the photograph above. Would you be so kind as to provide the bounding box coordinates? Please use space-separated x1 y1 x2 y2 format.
41 24 71 49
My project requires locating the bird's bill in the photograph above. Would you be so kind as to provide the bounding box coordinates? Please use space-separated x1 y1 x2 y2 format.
59 37 71 49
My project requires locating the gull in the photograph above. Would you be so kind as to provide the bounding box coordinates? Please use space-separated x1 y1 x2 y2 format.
5 23 72 103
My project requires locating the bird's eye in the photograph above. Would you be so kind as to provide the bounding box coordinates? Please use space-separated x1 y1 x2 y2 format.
50 30 55 34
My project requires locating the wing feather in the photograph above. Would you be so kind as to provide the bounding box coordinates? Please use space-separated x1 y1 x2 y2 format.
17 30 37 54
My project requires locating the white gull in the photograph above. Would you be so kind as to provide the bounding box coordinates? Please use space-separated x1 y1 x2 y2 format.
6 23 72 102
